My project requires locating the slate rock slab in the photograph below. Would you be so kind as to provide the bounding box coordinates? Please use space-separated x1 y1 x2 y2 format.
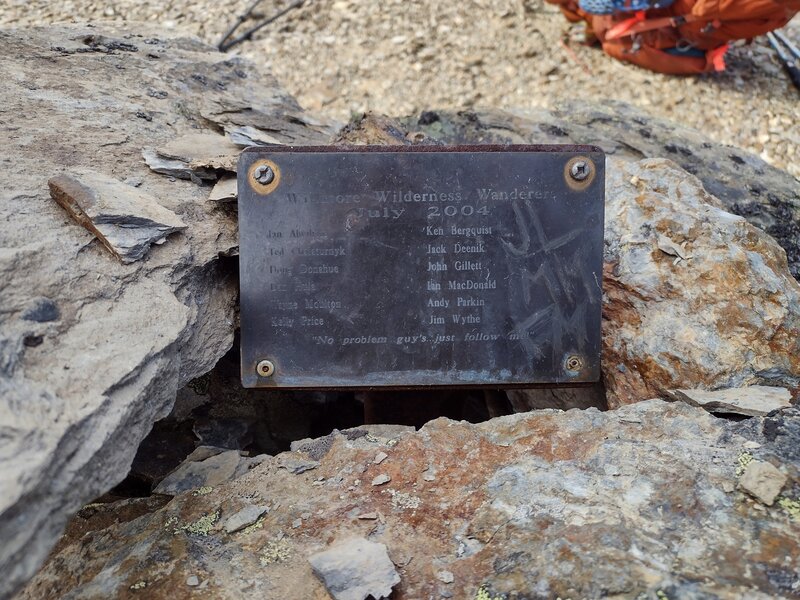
48 169 186 263
671 386 793 417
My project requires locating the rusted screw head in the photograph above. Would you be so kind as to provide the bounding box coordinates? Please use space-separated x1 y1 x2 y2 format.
256 359 275 377
570 161 589 181
253 165 275 185
565 355 584 372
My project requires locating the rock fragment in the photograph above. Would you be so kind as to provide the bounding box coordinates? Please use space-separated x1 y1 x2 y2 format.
48 169 186 264
225 125 283 147
670 386 793 417
308 537 400 600
277 453 320 474
371 474 391 486
154 450 243 495
738 460 787 505
373 451 388 465
223 505 269 534
436 570 455 584
208 175 237 202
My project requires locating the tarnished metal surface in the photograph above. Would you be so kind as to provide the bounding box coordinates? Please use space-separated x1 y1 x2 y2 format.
238 145 605 389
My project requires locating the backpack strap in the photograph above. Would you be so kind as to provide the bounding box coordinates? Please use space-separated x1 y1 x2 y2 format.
605 12 707 39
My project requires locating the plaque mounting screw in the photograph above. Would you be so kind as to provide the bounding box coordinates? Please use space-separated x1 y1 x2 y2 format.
256 359 275 378
569 160 590 181
565 355 584 372
253 164 275 185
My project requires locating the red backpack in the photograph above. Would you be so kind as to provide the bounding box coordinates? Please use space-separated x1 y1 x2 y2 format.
547 0 800 73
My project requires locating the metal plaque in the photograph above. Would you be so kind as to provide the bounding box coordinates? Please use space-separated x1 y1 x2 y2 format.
238 145 605 389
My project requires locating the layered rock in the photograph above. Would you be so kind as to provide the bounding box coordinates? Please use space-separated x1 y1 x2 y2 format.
0 24 332 599
17 401 800 599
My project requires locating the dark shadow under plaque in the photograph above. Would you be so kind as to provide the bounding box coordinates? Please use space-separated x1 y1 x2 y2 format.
238 145 605 389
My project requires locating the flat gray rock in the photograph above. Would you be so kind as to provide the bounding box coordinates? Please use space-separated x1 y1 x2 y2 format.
48 169 186 263
154 450 242 495
671 386 793 417
309 537 400 600
223 504 269 533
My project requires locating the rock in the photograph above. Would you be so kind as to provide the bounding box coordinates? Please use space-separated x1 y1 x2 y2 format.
277 453 320 474
373 451 388 464
48 169 187 263
153 450 243 495
436 570 455 584
738 460 788 505
147 133 242 176
670 386 793 417
21 297 60 323
602 159 800 406
308 537 401 600
0 24 332 598
371 474 391 486
223 504 269 533
18 401 800 599
225 125 283 147
208 175 237 202
185 575 199 587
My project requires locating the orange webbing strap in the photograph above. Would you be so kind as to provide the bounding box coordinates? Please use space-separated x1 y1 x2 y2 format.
706 43 729 71
605 13 706 40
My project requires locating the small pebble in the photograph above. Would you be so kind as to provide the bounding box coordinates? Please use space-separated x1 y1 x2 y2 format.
436 570 455 584
186 575 199 587
372 474 391 486
374 451 388 464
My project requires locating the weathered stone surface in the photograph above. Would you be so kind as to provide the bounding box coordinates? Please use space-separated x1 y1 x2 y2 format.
48 169 186 263
18 401 800 599
671 386 793 417
0 24 331 599
601 159 800 406
739 460 788 506
309 537 400 600
154 450 244 495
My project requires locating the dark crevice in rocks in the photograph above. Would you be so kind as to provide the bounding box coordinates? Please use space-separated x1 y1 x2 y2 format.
110 340 606 499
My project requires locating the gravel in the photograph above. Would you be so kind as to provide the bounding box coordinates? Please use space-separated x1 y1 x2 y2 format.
2 0 798 177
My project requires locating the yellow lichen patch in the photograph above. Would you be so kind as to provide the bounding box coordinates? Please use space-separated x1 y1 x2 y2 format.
241 515 266 535
778 496 800 521
259 538 292 565
130 581 147 590
178 510 220 536
736 452 754 477
475 585 504 600
193 486 214 496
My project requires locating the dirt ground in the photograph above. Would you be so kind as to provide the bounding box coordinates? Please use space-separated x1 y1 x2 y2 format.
2 0 798 177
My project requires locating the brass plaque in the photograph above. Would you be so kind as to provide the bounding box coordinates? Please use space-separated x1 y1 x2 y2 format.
238 146 605 389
